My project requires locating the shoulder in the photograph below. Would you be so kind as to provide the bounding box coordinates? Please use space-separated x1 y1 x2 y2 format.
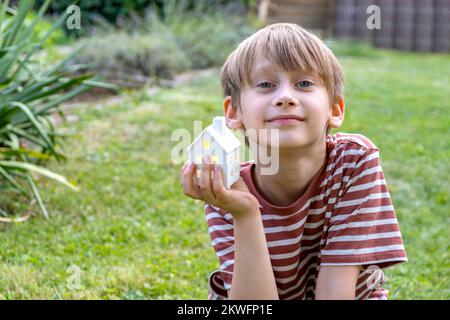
325 133 383 179
327 133 381 162
327 132 379 152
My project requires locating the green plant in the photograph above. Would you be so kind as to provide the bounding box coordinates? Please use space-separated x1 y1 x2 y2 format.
74 0 257 85
144 1 256 69
26 11 68 47
0 0 116 219
34 0 257 35
76 31 192 85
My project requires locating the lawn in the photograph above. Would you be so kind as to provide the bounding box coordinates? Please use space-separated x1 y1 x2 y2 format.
0 47 448 299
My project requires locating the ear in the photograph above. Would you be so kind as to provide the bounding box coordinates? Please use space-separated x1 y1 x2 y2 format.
328 95 345 129
223 96 244 130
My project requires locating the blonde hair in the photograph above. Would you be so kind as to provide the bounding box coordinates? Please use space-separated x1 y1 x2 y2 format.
221 23 344 122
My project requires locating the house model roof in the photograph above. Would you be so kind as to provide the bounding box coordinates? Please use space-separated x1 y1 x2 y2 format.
188 116 241 154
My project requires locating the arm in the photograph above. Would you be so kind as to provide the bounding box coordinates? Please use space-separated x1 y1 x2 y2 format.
315 266 361 300
228 210 279 300
181 158 278 300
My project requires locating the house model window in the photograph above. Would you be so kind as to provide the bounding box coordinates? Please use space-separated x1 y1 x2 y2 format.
187 116 241 189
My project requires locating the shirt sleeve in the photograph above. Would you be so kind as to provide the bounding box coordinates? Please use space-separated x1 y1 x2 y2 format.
320 148 407 269
205 203 235 291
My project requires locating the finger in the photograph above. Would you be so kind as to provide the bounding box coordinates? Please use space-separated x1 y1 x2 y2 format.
212 164 227 201
231 177 248 192
199 155 216 201
191 163 202 194
180 161 189 185
182 162 201 199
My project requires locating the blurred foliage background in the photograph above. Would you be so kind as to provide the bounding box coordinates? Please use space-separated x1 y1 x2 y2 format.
34 0 258 35
0 0 448 300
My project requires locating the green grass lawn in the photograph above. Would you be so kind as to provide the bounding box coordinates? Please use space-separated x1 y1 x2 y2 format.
0 47 448 299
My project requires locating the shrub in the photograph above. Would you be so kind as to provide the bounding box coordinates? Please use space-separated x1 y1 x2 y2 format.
74 0 257 85
34 0 257 35
76 32 192 86
145 2 257 69
0 0 115 219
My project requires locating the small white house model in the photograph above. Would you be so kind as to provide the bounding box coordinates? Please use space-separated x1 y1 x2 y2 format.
187 116 241 189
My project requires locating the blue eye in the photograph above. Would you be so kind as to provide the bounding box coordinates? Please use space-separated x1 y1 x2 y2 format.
257 82 274 89
297 81 312 88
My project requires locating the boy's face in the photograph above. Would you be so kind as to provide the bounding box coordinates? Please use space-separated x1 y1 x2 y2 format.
226 53 344 149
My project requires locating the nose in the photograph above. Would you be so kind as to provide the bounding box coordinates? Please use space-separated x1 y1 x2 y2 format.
272 87 299 108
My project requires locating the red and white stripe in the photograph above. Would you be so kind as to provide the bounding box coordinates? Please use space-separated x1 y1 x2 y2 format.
205 133 407 300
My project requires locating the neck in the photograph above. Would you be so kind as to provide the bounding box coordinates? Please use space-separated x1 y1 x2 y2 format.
252 139 327 207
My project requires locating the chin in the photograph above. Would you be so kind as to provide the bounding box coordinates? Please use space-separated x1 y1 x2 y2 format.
265 137 309 149
277 141 309 149
250 129 313 148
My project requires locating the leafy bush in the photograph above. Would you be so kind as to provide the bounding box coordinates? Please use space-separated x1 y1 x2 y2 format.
0 0 114 219
26 11 68 47
144 2 257 69
76 32 192 86
74 0 257 85
34 0 257 34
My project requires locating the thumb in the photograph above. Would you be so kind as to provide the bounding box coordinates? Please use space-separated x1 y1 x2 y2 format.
230 177 249 192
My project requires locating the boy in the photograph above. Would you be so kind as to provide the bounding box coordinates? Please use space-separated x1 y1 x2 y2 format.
180 23 407 300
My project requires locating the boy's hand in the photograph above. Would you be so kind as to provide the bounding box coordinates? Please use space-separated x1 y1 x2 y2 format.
180 156 260 219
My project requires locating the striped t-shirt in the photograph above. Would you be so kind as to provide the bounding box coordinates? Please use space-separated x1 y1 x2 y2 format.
205 132 407 300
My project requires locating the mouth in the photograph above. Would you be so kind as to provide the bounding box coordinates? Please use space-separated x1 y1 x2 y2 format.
266 115 305 125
